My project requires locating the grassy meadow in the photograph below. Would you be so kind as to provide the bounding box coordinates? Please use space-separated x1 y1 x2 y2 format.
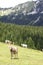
0 42 43 65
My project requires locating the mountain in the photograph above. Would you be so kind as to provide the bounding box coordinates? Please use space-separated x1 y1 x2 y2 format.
0 1 34 16
0 0 43 26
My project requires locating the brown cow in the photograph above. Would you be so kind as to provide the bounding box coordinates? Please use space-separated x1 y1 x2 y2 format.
9 42 18 59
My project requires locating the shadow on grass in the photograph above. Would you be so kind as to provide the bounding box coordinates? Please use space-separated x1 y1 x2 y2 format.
11 57 19 60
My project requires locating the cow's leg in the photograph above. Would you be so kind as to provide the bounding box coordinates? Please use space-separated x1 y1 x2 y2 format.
15 52 18 58
11 52 13 59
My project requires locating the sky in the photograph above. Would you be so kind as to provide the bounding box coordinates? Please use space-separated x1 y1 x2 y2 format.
0 0 37 8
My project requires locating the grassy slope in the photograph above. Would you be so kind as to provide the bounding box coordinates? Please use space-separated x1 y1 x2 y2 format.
0 42 43 65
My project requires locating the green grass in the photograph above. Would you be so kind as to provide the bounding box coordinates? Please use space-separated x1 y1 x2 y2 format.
0 42 43 65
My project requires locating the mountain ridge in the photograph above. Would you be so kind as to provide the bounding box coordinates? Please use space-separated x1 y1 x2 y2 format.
0 0 43 26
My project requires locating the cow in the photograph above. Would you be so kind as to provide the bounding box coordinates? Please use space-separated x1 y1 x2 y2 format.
8 42 18 59
21 43 27 48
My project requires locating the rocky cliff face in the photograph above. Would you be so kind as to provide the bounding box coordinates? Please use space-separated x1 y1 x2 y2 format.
0 0 43 26
34 0 43 13
31 0 43 26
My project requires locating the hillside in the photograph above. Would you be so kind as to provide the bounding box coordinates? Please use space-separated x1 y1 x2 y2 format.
0 42 43 65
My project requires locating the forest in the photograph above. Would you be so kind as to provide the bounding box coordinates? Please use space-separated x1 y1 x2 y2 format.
0 22 43 50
